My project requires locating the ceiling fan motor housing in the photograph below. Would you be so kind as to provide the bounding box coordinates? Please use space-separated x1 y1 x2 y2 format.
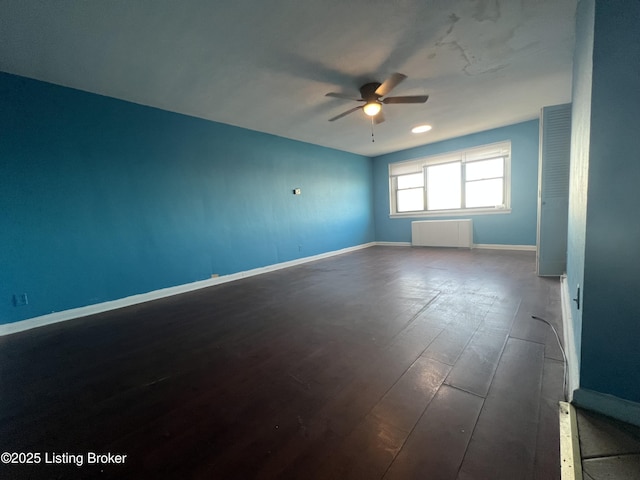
360 82 383 102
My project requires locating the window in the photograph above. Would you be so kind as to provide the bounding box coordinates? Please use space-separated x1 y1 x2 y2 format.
396 172 424 212
389 141 511 217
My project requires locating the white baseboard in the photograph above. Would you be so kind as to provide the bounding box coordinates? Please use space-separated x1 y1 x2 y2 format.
0 242 376 336
560 274 581 399
573 388 640 428
374 242 536 251
473 244 537 251
374 241 412 247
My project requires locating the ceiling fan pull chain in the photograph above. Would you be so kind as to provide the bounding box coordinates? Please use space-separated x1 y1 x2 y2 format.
371 117 375 143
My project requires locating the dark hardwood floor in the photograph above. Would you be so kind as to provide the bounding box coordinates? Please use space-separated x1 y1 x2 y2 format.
0 246 564 479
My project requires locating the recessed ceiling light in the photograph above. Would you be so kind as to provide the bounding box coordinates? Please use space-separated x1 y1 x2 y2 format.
411 124 432 134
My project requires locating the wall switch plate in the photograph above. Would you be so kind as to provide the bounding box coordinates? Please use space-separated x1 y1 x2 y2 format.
12 293 28 307
293 188 301 195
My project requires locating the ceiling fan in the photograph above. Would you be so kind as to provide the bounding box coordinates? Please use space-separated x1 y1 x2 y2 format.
326 73 428 123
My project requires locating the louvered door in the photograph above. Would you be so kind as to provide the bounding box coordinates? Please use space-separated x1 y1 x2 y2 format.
536 103 572 276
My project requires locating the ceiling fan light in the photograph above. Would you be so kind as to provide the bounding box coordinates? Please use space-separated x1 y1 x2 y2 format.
363 101 382 116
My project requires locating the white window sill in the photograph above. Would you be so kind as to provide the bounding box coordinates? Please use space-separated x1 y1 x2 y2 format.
389 208 512 219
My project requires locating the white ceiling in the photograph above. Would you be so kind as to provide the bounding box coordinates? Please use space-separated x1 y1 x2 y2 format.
0 0 577 157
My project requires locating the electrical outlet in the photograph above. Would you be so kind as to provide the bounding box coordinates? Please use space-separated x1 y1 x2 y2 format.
293 188 301 195
211 273 219 278
12 293 28 307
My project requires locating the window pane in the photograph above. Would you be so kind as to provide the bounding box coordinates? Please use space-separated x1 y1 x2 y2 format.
397 172 424 189
427 162 461 210
466 178 504 208
465 158 504 181
397 188 424 212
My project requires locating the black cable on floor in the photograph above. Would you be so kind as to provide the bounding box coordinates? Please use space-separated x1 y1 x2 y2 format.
532 315 568 402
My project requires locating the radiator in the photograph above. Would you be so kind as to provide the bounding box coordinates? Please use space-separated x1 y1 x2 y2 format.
411 219 473 248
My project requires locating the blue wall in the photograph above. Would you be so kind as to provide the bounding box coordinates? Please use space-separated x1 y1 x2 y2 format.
0 73 374 325
577 0 640 403
567 0 594 384
372 120 540 245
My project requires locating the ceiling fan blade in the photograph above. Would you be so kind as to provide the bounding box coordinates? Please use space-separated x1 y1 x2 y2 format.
325 92 363 101
383 95 429 104
328 106 363 122
374 111 385 124
375 73 407 97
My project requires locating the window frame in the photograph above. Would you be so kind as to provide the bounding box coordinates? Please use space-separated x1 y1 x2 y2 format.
395 172 425 213
389 141 512 218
